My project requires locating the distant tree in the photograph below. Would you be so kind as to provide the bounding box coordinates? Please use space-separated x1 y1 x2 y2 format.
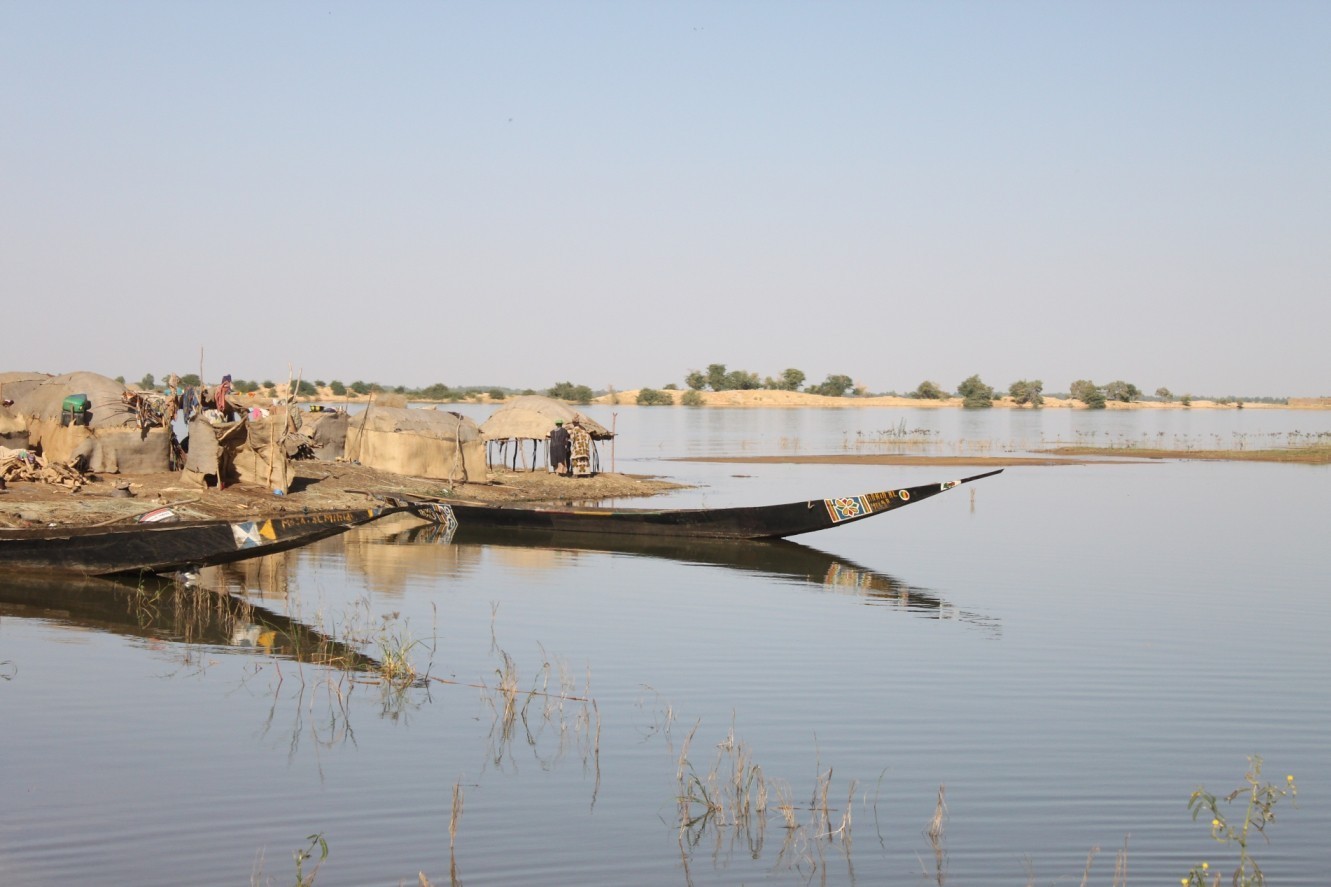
1069 379 1100 404
289 380 318 396
636 387 673 405
313 380 325 389
139 373 155 390
1104 380 1141 403
1155 387 1173 402
957 374 994 409
393 385 406 394
725 369 762 390
262 380 277 392
420 383 452 400
681 389 705 407
350 380 371 395
685 370 707 391
808 374 855 397
487 388 506 401
1009 379 1044 408
114 375 126 384
328 380 347 396
662 383 679 390
705 364 730 391
1082 387 1107 409
1180 393 1192 408
772 368 806 391
548 381 594 404
180 373 201 387
912 380 947 400
234 379 260 393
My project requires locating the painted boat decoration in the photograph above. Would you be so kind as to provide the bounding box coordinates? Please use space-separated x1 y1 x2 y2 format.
0 501 456 576
434 469 1002 540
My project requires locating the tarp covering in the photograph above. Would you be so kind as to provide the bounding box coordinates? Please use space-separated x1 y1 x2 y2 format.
10 371 171 472
181 406 297 493
297 409 349 461
346 406 485 483
479 395 612 441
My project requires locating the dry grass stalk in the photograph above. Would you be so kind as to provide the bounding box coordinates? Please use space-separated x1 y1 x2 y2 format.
449 779 463 849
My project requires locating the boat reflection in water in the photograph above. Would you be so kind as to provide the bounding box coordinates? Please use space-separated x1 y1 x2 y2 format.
0 570 377 671
366 520 997 630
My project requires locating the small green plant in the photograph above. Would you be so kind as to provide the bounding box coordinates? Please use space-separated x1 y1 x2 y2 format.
1183 756 1297 887
680 389 705 407
293 833 328 886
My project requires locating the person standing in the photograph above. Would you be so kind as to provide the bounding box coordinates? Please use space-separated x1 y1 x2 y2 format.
568 417 593 477
548 419 571 476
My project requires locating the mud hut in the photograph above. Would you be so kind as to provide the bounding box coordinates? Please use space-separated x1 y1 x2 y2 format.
345 405 485 484
9 371 172 472
479 395 613 471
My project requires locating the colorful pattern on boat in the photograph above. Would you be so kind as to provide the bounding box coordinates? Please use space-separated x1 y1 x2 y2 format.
825 496 871 523
824 489 908 524
231 520 275 549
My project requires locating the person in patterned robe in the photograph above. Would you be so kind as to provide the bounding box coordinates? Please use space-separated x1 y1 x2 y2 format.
568 418 593 477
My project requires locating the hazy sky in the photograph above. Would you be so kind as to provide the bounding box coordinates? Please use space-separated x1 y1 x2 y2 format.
3 2 1328 396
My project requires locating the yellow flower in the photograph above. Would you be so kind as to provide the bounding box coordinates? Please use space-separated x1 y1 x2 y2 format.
1287 774 1294 782
1202 862 1209 870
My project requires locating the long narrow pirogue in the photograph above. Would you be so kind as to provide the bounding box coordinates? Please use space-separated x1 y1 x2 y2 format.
436 469 1003 540
0 500 455 576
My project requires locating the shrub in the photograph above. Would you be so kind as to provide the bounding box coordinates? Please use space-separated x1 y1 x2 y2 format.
636 387 673 405
681 389 705 407
912 380 947 400
548 381 594 404
957 374 994 409
1009 379 1044 408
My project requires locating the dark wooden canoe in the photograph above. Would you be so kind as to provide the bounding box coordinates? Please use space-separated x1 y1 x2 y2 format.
438 469 1003 540
0 501 456 576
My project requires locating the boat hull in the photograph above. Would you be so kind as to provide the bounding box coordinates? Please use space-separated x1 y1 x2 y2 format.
0 503 455 576
443 469 1002 540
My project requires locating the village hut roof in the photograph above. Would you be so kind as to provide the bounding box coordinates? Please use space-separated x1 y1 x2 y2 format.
480 395 612 441
1 371 54 405
11 371 139 429
352 405 483 440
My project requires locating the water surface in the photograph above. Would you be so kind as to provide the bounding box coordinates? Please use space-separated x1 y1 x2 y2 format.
2 407 1327 885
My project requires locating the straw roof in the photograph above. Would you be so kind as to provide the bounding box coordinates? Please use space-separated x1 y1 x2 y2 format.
10 371 139 429
480 395 612 441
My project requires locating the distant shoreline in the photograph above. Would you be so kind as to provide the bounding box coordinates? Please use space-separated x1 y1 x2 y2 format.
297 388 1331 411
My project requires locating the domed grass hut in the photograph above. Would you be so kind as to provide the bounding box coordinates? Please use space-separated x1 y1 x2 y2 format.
479 395 613 472
9 371 173 473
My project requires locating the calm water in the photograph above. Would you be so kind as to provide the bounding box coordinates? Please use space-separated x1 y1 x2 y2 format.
3 406 1328 886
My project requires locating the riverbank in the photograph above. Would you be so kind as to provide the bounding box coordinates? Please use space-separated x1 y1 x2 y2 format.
0 462 688 529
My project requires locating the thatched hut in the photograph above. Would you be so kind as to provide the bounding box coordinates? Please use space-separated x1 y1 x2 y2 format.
9 371 172 472
345 405 486 483
479 395 613 471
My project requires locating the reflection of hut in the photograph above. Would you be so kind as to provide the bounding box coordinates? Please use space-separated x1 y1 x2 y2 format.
479 395 613 471
10 371 172 472
346 406 485 483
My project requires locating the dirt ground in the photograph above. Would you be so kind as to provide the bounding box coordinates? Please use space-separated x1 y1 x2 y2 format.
0 460 689 529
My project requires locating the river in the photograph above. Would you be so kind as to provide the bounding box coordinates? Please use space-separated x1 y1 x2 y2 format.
2 405 1328 885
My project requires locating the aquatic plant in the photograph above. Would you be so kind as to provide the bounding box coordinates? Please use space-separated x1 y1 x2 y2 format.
1183 756 1297 887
